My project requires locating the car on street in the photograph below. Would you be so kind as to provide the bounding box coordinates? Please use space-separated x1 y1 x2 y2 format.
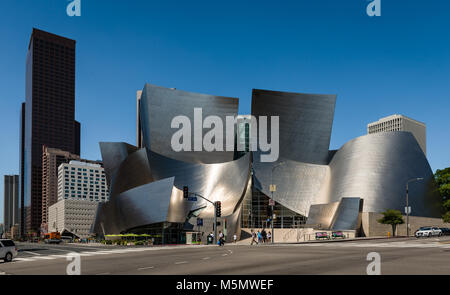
415 227 442 238
439 228 450 236
0 239 18 262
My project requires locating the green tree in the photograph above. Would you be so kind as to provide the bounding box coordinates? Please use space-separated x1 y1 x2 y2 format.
434 168 450 222
443 212 450 223
377 209 404 236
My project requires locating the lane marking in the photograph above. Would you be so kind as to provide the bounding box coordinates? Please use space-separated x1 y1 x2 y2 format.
222 254 228 256
14 258 35 262
202 257 210 260
137 266 154 271
49 255 70 259
79 252 96 257
31 256 56 260
175 261 188 265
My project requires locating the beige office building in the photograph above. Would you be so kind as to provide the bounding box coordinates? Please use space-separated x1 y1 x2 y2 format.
48 199 100 239
367 114 426 155
41 146 80 232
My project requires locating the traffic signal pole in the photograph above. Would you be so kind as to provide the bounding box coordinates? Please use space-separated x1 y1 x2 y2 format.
214 207 218 245
184 188 219 244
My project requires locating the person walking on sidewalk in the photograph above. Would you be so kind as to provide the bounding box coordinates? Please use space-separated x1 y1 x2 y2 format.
250 230 257 245
218 231 225 246
262 228 267 243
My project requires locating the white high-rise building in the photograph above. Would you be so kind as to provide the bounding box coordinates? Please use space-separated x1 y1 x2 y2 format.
57 160 109 202
367 114 426 156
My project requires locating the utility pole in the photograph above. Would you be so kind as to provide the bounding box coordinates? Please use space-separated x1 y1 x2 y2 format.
270 161 285 244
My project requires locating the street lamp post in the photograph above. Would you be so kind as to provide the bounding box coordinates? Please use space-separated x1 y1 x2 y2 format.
406 177 424 237
270 161 285 244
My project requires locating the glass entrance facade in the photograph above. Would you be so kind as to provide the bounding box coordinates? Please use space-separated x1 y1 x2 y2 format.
241 185 306 229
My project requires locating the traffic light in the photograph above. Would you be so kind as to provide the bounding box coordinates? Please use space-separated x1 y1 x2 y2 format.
215 201 222 217
183 186 188 198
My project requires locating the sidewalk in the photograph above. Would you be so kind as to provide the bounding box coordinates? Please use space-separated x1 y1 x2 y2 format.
236 236 415 246
277 236 416 245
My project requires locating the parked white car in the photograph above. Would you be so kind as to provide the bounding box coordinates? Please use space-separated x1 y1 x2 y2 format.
415 227 442 238
0 239 18 262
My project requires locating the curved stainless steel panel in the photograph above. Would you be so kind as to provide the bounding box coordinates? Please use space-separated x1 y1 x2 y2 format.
117 177 191 231
99 142 138 186
93 144 251 234
140 83 239 164
147 150 251 218
305 202 339 229
251 89 336 164
253 158 329 216
330 198 363 230
110 148 153 197
326 132 441 217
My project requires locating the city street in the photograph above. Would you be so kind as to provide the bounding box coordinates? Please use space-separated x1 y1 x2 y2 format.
1 237 450 275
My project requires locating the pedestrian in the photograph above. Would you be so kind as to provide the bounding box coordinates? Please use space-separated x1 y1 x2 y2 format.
218 231 225 246
250 230 257 245
233 233 237 244
262 228 267 243
257 231 262 244
267 231 272 243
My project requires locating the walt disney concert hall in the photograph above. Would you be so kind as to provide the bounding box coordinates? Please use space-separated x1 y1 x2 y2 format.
92 84 441 243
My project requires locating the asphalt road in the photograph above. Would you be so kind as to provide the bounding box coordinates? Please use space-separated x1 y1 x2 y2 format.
1 237 450 275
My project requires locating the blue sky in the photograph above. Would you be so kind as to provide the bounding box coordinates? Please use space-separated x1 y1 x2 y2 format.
1 0 449 222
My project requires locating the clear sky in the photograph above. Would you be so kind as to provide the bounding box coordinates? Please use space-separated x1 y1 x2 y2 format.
1 0 449 222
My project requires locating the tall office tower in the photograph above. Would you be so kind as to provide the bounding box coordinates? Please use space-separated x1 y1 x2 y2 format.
20 28 80 236
4 175 20 233
19 103 25 236
137 90 143 148
41 146 80 232
367 114 426 156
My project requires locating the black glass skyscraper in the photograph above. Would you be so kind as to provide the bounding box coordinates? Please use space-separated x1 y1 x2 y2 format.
20 28 80 236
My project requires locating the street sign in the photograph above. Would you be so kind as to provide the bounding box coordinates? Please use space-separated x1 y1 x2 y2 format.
197 218 203 226
405 206 411 214
269 184 276 192
188 197 197 201
269 199 275 206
